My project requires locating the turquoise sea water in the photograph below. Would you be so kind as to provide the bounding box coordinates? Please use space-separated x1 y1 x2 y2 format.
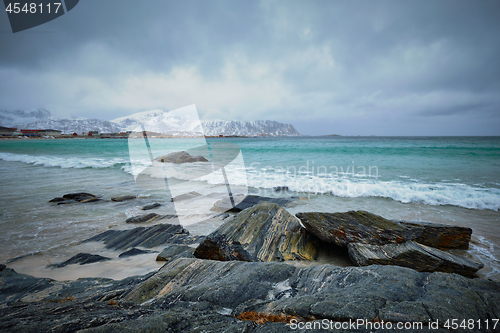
1 136 499 280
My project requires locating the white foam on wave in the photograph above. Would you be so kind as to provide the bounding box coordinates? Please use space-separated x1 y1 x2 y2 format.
198 165 500 211
0 152 127 169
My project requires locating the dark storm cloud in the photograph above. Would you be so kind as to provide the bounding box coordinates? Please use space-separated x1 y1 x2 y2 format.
0 0 499 135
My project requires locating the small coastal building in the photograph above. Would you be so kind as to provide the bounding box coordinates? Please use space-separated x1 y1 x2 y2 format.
0 126 17 136
88 131 99 136
38 129 62 137
20 129 42 137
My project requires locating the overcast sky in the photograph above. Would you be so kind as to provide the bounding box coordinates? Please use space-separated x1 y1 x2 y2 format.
1 0 499 135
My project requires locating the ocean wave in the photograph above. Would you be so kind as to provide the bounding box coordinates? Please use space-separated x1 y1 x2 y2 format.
198 165 500 211
0 152 127 169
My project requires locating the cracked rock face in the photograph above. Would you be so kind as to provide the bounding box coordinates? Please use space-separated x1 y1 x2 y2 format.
2 259 500 332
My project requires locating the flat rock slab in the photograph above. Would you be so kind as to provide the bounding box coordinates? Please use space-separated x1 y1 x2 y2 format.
397 221 472 250
141 202 161 210
125 213 174 224
296 210 420 247
49 192 101 205
156 245 195 261
82 224 205 250
119 248 157 258
171 191 201 202
48 253 111 268
111 195 136 202
211 194 294 213
195 202 318 262
348 241 484 277
296 211 473 250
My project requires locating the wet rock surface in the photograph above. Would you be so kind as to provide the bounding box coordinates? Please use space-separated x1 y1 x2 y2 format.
49 192 101 205
171 191 202 202
212 194 295 212
156 245 195 261
297 211 473 250
82 223 205 250
48 253 111 268
141 202 161 210
397 221 472 250
119 248 157 258
125 213 173 224
111 195 136 202
348 241 484 277
195 202 318 262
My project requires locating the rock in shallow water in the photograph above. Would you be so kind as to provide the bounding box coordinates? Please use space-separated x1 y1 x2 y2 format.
348 241 484 277
111 195 136 202
125 213 170 224
119 248 156 258
48 253 111 268
49 192 101 205
155 151 208 164
195 202 318 262
82 223 205 250
211 194 294 212
141 202 161 210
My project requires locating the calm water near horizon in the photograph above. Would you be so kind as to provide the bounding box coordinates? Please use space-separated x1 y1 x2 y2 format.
1 136 499 280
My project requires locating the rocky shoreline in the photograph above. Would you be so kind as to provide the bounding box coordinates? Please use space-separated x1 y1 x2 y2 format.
1 193 499 332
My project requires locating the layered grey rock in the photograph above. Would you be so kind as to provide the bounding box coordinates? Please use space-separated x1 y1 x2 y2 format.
195 202 318 262
48 253 111 268
111 195 136 202
211 194 294 212
49 192 101 205
348 241 484 277
82 223 205 250
296 211 473 250
156 245 195 261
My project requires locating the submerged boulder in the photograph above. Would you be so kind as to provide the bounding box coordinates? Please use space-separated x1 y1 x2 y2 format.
195 202 318 262
155 151 208 164
348 241 484 277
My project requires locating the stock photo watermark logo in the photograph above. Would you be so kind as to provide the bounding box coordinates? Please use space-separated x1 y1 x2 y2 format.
127 105 248 227
249 161 379 198
3 0 79 33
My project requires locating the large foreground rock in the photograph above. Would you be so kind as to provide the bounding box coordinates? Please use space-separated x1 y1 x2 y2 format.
296 211 472 249
348 241 484 277
195 202 318 262
123 258 500 332
296 211 419 247
1 261 500 332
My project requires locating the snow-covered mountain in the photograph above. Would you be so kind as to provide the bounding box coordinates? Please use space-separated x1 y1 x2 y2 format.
0 109 121 134
0 108 51 127
202 120 300 136
1 108 301 136
22 118 122 134
111 110 301 136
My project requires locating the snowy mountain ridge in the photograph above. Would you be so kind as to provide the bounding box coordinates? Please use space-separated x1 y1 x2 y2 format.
0 108 301 136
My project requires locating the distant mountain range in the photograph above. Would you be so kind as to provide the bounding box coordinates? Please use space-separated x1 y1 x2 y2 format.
0 108 301 136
